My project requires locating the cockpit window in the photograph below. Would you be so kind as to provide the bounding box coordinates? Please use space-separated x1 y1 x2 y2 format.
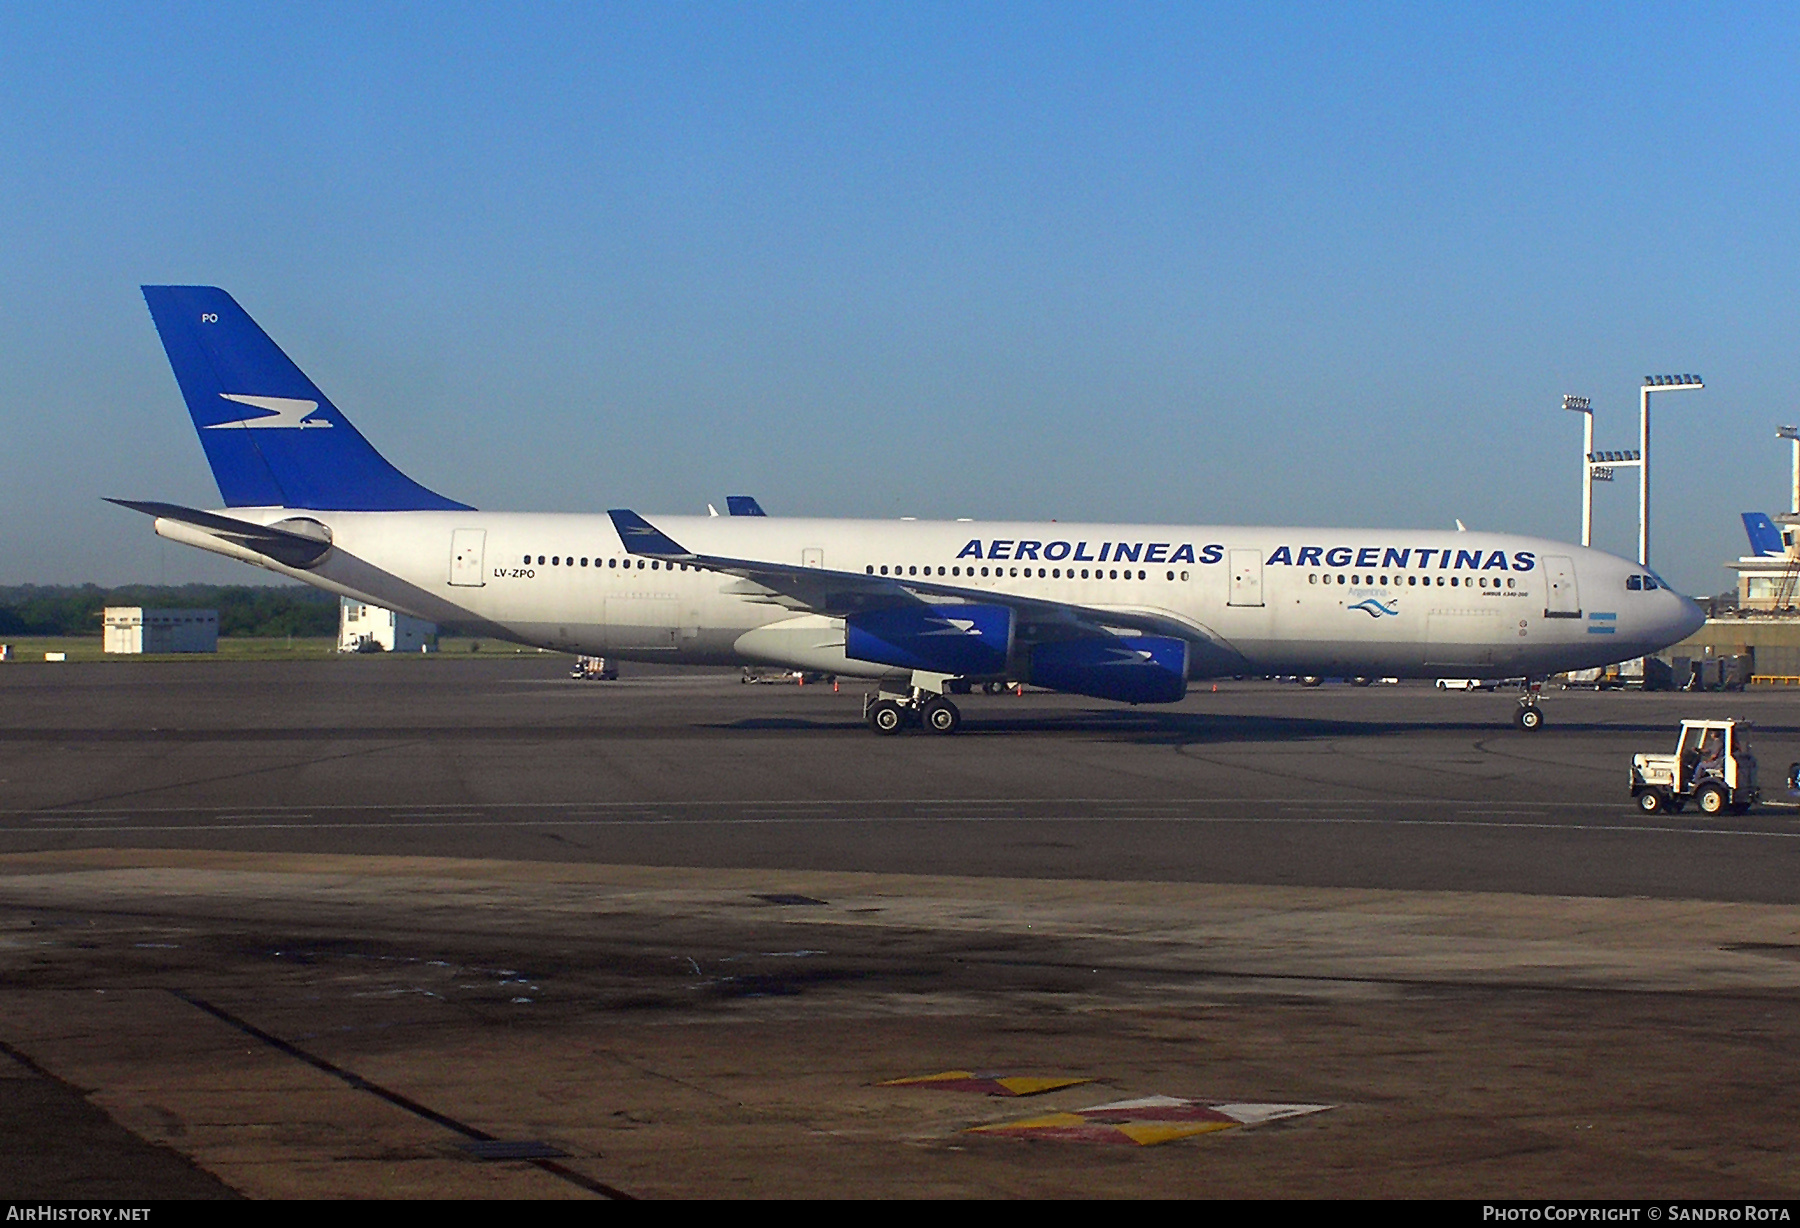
1627 575 1642 590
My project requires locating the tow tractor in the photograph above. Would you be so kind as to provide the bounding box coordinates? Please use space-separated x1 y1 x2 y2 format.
1629 719 1759 815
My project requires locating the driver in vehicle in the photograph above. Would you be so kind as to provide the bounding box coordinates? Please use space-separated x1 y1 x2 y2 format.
1696 731 1725 781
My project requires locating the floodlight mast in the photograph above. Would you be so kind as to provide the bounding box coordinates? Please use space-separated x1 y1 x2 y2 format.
1639 375 1704 566
1564 395 1593 546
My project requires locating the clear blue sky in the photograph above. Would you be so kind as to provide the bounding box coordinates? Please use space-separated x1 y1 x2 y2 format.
3 2 1797 595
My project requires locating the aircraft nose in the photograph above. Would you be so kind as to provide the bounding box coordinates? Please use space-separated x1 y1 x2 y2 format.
1670 591 1705 642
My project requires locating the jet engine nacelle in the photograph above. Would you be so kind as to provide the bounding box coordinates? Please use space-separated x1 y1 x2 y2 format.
1029 635 1189 704
844 604 1013 676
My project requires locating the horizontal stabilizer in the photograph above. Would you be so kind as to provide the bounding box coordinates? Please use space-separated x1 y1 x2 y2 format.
106 499 334 569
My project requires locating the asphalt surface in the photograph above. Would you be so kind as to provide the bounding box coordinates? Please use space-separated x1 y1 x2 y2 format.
4 657 1800 901
3 657 1800 1199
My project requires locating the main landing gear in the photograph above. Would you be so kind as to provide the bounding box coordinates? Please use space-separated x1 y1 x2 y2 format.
1514 680 1546 732
864 684 963 736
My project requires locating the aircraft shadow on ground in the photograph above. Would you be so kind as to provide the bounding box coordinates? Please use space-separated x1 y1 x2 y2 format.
713 709 1800 745
5 713 1793 747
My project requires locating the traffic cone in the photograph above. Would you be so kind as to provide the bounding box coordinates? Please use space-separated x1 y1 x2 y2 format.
833 679 839 693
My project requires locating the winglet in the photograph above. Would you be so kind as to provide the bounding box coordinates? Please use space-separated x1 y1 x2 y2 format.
608 510 696 559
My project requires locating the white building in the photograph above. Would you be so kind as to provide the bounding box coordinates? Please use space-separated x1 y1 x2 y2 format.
339 599 437 653
1726 514 1800 611
103 608 219 654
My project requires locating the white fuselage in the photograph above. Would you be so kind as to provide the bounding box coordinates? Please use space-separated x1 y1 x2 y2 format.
155 510 1706 681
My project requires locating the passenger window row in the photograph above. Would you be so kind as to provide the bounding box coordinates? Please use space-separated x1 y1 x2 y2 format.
517 554 1199 583
1308 574 1517 589
524 554 694 571
864 565 1190 581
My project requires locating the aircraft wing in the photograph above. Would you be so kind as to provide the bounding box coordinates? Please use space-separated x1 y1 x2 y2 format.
607 509 1220 645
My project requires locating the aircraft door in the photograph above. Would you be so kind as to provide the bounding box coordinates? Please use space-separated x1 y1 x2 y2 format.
1228 549 1264 607
1543 555 1581 618
449 528 486 587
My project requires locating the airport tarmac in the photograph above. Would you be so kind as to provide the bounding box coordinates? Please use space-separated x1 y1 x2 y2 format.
3 658 1800 1197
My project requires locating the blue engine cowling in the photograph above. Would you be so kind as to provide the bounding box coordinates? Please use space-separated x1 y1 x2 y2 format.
844 604 1014 675
1028 635 1189 703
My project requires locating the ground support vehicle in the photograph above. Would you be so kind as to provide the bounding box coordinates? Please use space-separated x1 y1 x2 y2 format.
570 655 617 680
943 678 1016 696
1436 676 1542 727
1630 719 1760 815
740 667 831 685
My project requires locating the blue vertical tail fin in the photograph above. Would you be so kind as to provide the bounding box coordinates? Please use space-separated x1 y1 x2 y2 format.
141 286 470 511
1742 512 1785 557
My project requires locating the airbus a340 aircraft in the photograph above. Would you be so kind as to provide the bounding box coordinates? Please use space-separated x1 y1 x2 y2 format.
115 286 1705 735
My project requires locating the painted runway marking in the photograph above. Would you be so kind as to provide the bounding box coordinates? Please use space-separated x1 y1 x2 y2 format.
212 813 314 821
0 796 1636 816
5 811 1800 841
969 1097 1332 1145
878 1070 1092 1097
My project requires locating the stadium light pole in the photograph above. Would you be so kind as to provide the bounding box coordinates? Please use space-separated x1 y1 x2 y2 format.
1639 374 1704 567
1564 395 1593 546
1779 425 1800 517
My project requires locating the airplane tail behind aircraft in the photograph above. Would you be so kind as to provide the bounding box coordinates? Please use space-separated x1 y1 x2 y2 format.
140 285 470 511
1742 512 1785 558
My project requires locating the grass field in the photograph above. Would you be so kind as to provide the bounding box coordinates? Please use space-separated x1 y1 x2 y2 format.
0 636 559 664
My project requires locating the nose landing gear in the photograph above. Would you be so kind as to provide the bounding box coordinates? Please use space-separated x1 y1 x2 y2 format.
1514 679 1545 731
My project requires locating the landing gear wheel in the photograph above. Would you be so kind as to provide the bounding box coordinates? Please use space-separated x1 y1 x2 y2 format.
868 699 906 736
982 680 1006 696
1694 782 1727 816
1637 790 1666 814
922 697 961 735
1514 705 1544 731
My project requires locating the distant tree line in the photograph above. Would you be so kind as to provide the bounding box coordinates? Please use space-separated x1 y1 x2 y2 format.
0 584 338 638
